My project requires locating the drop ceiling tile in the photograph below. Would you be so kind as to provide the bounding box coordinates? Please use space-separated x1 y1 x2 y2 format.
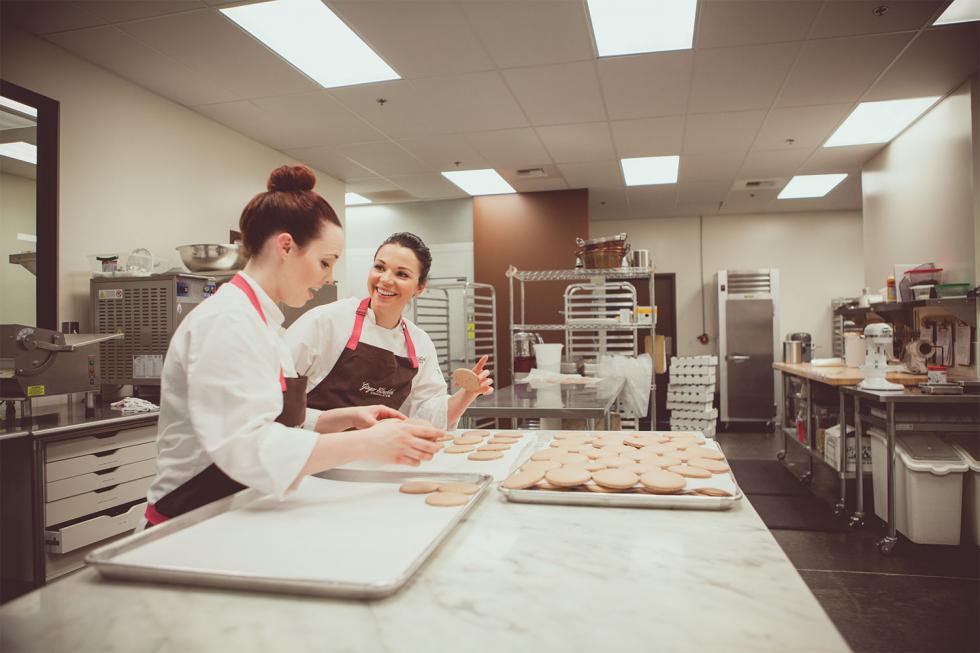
3 1 104 34
627 185 678 217
284 145 376 180
678 152 746 183
866 24 980 101
46 26 238 106
386 173 469 200
536 122 616 163
465 128 552 168
808 1 946 39
346 177 403 194
118 9 319 98
677 181 731 205
329 2 493 78
250 92 386 149
589 187 630 221
597 52 694 121
697 1 822 49
502 61 606 125
668 202 721 217
719 188 778 215
336 141 427 177
683 110 766 155
776 32 913 107
737 149 812 179
558 160 624 188
798 145 885 173
79 1 205 23
689 42 801 113
610 116 685 158
751 103 853 150
396 134 490 171
460 0 593 68
508 177 569 193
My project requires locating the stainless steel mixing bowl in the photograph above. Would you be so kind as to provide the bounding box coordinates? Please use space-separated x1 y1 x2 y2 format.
176 244 247 272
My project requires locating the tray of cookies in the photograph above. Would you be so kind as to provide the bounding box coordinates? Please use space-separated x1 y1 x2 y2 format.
498 431 742 510
87 469 491 599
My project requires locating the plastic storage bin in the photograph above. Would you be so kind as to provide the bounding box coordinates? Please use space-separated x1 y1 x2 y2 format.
946 434 980 545
868 429 968 545
823 423 869 473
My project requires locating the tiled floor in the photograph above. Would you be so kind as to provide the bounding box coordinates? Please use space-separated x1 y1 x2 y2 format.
717 430 980 653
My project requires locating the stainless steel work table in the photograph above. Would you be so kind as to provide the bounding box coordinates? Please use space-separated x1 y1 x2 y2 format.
839 386 980 555
462 377 626 429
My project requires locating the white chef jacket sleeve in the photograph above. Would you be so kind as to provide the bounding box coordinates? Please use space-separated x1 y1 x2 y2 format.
284 305 334 431
184 312 318 499
399 331 452 429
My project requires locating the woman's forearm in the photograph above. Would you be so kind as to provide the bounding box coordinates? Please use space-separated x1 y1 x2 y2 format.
447 389 479 427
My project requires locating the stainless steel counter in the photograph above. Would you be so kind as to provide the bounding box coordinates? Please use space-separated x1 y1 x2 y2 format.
1 403 158 441
463 377 626 429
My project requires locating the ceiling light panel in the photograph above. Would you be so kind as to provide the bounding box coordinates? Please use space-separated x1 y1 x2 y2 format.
441 169 515 196
824 97 940 147
587 0 697 57
778 173 847 199
221 0 400 89
0 142 37 164
621 155 679 186
345 192 371 205
933 0 980 25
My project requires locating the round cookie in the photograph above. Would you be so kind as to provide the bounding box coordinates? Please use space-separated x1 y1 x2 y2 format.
399 480 439 494
643 454 684 469
622 462 658 475
530 449 559 461
491 436 521 444
479 443 511 452
435 434 455 442
554 452 588 465
686 446 726 461
468 450 504 461
645 443 679 455
592 468 639 490
461 429 491 438
425 492 470 507
583 461 607 472
622 448 651 462
545 466 591 488
694 487 734 497
581 447 607 460
522 460 562 473
451 368 482 392
444 444 476 454
454 435 485 446
501 469 545 490
638 469 687 493
596 456 629 468
668 464 713 479
686 457 731 474
438 482 481 495
584 481 619 493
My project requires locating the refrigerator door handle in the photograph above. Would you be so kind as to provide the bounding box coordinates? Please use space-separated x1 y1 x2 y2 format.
727 354 751 363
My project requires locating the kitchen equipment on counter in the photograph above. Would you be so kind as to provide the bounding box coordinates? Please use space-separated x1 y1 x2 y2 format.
1 325 123 418
788 332 813 362
904 338 935 373
629 249 650 269
575 233 629 269
783 340 803 364
91 272 215 387
857 323 903 391
844 332 866 367
533 343 563 374
512 331 543 375
176 243 247 273
89 249 157 277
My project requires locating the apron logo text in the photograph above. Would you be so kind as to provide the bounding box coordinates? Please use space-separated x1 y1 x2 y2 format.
360 382 395 398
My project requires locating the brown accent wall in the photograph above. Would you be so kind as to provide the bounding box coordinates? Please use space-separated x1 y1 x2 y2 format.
473 189 589 387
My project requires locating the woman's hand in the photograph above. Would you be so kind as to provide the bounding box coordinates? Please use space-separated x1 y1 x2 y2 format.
314 405 406 433
469 354 494 396
359 420 443 466
446 355 494 427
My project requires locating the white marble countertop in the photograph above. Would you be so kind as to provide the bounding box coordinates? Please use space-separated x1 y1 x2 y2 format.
1 440 850 653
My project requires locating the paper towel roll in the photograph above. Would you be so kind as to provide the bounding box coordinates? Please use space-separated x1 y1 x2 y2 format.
844 333 865 368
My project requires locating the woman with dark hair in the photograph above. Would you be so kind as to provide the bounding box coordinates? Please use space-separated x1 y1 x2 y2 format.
142 168 442 528
286 232 493 430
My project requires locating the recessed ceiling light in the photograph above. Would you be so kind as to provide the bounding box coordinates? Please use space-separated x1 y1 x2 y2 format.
824 97 940 147
441 169 515 196
345 192 371 205
621 156 679 186
0 141 37 164
0 96 37 117
778 174 847 199
586 0 697 57
933 0 980 25
221 0 400 89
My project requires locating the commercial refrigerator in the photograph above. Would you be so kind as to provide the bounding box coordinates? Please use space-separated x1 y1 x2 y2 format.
717 269 779 423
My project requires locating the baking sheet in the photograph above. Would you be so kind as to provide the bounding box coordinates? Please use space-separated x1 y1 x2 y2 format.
86 469 490 598
499 438 742 511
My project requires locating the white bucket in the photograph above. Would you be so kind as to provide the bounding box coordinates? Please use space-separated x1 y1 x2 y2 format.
844 333 865 367
533 343 563 374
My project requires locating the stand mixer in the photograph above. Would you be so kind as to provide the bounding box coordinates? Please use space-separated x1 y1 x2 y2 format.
858 323 903 391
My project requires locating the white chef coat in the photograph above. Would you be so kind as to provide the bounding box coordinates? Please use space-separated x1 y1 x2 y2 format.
285 296 452 430
146 272 319 508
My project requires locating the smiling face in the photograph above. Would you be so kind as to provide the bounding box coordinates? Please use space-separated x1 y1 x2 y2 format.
279 221 344 308
368 243 425 314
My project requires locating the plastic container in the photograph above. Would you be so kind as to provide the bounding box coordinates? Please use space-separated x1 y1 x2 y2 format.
935 283 970 298
904 266 943 286
532 343 563 374
868 429 968 545
885 276 896 302
945 434 980 545
910 284 934 300
823 423 867 473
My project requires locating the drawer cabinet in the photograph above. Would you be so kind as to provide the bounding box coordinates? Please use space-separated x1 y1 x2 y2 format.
45 476 153 527
46 442 157 482
45 425 156 462
45 500 146 554
46 459 157 502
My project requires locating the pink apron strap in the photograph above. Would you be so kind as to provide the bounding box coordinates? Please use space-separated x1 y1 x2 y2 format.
345 298 418 369
230 273 287 392
144 501 169 526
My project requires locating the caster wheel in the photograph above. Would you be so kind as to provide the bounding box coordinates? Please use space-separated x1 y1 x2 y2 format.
800 472 813 486
776 450 787 462
833 503 845 517
876 538 896 556
848 515 864 528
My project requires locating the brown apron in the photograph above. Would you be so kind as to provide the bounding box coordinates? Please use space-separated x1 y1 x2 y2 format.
144 274 307 526
306 297 419 412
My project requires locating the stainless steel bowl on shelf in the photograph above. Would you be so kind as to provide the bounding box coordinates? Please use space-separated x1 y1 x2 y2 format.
176 244 247 272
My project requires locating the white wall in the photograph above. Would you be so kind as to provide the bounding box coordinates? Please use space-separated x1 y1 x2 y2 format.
862 78 976 288
0 172 36 324
591 211 864 357
0 26 346 328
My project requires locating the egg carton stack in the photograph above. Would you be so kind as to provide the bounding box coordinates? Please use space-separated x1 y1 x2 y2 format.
667 355 719 438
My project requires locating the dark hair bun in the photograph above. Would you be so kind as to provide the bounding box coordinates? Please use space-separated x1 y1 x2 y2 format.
267 164 316 192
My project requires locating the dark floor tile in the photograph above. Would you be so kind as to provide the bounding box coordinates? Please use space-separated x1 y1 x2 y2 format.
716 431 782 459
798 570 980 653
